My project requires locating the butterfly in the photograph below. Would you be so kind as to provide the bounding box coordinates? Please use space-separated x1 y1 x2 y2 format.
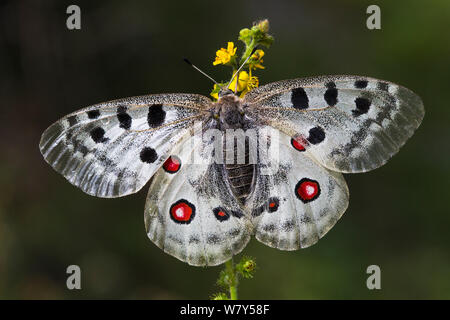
39 75 424 266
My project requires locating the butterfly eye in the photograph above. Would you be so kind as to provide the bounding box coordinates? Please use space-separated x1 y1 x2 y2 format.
213 113 220 120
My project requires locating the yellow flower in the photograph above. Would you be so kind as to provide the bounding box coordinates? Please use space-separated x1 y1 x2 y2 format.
213 42 237 66
241 74 259 97
228 70 259 97
250 49 265 69
210 84 220 100
228 71 248 92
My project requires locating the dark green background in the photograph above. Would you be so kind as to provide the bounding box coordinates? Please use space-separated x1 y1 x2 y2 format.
1 0 449 299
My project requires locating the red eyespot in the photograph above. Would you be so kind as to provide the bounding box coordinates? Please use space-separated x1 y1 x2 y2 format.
291 137 306 151
213 207 230 221
267 197 279 212
295 178 320 203
170 200 195 224
163 155 181 173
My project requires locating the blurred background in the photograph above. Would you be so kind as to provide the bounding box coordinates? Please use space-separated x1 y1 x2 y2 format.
1 0 449 299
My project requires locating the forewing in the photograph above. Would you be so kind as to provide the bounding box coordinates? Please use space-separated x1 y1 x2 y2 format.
40 94 211 198
246 127 349 250
244 75 424 173
145 128 252 266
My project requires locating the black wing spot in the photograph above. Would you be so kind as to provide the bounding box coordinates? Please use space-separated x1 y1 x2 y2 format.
140 147 158 163
189 236 200 244
90 127 109 143
262 224 276 233
148 104 166 128
325 81 336 89
324 88 338 106
282 220 296 232
117 106 127 114
87 110 100 119
251 205 265 217
377 82 389 91
352 97 371 116
117 106 132 130
207 234 221 245
354 80 368 89
67 115 78 126
307 126 325 145
291 88 309 109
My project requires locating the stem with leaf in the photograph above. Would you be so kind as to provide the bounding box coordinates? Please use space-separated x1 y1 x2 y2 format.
225 259 238 300
212 256 256 300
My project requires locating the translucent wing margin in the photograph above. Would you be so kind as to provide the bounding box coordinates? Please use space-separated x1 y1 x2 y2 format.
244 75 424 173
39 93 211 198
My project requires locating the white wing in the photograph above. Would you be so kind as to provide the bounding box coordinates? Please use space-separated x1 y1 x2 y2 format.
144 127 252 266
244 75 424 173
39 94 211 198
245 127 349 250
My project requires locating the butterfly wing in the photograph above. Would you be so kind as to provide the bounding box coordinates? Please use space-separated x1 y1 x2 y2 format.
144 126 252 266
244 75 424 173
39 94 211 198
245 127 349 250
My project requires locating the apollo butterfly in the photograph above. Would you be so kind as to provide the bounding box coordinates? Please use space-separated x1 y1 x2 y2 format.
40 73 424 266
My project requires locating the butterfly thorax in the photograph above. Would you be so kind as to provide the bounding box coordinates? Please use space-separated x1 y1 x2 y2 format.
213 94 246 130
213 94 255 204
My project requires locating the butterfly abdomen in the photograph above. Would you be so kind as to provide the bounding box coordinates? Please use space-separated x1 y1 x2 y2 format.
223 136 255 204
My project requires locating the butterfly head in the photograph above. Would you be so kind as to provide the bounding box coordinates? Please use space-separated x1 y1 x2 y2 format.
212 93 246 129
218 88 235 98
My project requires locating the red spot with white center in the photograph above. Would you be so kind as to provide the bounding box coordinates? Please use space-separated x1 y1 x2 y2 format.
163 155 181 173
295 178 320 203
291 137 306 151
170 200 195 224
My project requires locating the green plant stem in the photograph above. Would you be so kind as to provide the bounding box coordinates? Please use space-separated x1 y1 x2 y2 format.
229 283 238 300
225 259 238 300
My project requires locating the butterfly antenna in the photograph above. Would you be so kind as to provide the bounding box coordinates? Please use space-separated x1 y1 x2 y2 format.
227 47 259 92
183 58 222 89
